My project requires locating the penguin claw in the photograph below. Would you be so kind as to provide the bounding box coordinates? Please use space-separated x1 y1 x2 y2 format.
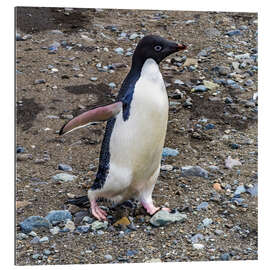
90 200 108 221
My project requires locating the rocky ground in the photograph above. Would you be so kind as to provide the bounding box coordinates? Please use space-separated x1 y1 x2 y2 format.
15 7 258 265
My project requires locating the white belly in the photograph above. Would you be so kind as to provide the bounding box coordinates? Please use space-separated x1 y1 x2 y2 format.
103 58 168 197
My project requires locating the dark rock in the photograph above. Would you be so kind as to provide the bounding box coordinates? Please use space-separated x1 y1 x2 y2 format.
230 143 240 149
226 30 242 36
16 146 25 153
34 79 46 85
220 253 231 260
58 164 72 172
225 97 233 104
181 166 209 179
204 123 215 130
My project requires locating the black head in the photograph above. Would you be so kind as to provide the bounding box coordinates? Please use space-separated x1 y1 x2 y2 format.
132 35 186 67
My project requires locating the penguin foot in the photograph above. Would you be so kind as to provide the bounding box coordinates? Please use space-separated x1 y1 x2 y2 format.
90 199 107 221
141 201 161 215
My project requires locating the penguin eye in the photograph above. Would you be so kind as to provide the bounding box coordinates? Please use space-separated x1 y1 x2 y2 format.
154 45 163 52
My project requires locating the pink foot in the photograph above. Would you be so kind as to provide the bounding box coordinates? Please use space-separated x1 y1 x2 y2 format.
90 199 107 221
141 201 171 215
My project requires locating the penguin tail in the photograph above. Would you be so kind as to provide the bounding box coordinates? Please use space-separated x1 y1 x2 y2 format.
65 195 90 208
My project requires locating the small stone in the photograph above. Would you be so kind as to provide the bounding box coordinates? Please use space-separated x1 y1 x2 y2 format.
149 210 187 227
174 79 185 85
32 253 40 260
244 79 254 86
234 185 246 196
191 85 208 93
247 183 258 197
108 82 116 88
213 183 222 192
43 249 51 256
52 173 77 182
191 233 204 243
230 143 240 149
183 58 198 67
162 147 179 157
160 164 173 171
196 202 209 211
16 200 31 209
126 249 138 256
90 77 98 81
145 258 162 263
203 80 219 90
113 217 130 226
30 236 40 244
225 97 233 104
58 164 72 172
104 254 113 261
50 226 60 235
16 33 23 41
217 66 230 76
205 28 221 37
45 210 72 225
170 89 184 99
17 233 29 240
91 221 108 231
16 146 25 153
114 47 124 54
76 225 90 233
183 98 192 108
129 33 139 40
202 218 213 227
226 30 242 36
64 220 75 232
28 231 37 237
82 216 94 224
61 114 74 120
215 229 224 235
39 236 49 243
220 253 231 260
181 166 209 179
193 243 204 250
19 216 50 233
225 156 242 169
204 123 215 130
61 75 70 79
34 79 46 85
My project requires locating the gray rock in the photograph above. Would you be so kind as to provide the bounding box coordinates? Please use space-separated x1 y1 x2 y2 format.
52 173 77 182
28 231 37 237
244 79 254 86
58 164 72 172
114 47 124 54
191 85 208 92
202 218 213 227
217 66 230 76
76 225 91 233
196 202 209 211
30 236 40 244
45 210 72 225
17 233 29 240
205 28 221 37
150 210 187 227
174 79 185 85
50 226 60 235
32 253 40 260
104 254 113 261
220 253 231 260
191 233 204 243
43 249 51 256
192 243 204 250
129 33 139 40
234 185 246 196
64 220 75 232
108 82 116 88
39 236 49 243
160 164 173 171
91 221 108 231
247 183 258 197
34 79 46 85
82 216 94 224
215 229 224 235
181 166 209 179
90 77 98 81
19 216 50 233
162 147 179 157
226 30 242 36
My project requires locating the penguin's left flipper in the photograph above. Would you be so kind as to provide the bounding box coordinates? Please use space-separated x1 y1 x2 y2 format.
59 101 122 135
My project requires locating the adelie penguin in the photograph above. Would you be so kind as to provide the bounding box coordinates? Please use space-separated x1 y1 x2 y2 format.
59 35 186 220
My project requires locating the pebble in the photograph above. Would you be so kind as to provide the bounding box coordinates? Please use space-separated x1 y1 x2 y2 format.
108 82 116 88
183 98 192 108
196 202 209 211
19 216 50 233
58 164 72 172
226 30 242 36
205 28 221 37
230 143 240 149
30 236 40 244
244 79 254 86
183 58 198 67
34 79 46 85
191 233 204 243
204 123 215 130
45 210 72 225
170 89 184 99
76 225 90 233
114 47 124 54
202 218 213 227
193 243 204 250
215 229 224 235
162 147 179 157
203 80 219 90
145 258 162 263
52 173 77 182
64 220 75 232
32 253 40 260
129 33 139 40
28 231 37 237
225 97 233 104
16 33 23 41
16 146 25 153
104 254 113 261
217 66 230 76
39 236 49 243
213 183 222 192
17 232 29 240
113 217 130 226
126 249 138 256
90 77 98 81
225 156 242 169
191 85 208 93
91 221 108 231
160 164 173 171
43 249 51 256
82 216 94 224
220 253 231 260
234 185 246 196
174 79 185 85
181 166 209 179
149 210 187 227
247 183 258 197
50 226 60 235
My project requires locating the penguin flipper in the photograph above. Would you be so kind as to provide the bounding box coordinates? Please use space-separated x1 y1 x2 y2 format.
59 101 122 135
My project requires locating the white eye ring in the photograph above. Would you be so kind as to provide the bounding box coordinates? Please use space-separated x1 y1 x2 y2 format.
154 45 162 52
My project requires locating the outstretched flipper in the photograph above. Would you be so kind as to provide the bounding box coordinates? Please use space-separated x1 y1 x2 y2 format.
59 101 122 135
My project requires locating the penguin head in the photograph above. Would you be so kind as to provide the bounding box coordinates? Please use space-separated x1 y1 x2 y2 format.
132 35 186 66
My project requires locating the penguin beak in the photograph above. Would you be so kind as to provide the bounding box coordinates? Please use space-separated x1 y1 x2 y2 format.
178 44 187 50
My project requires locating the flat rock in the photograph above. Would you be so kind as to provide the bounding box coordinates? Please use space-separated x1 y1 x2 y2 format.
225 156 242 169
91 221 108 231
19 216 50 233
183 58 198 67
45 210 72 225
150 210 187 227
162 147 179 157
52 173 77 182
181 166 209 179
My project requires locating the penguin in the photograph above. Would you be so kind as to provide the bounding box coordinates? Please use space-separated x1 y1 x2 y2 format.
60 35 186 220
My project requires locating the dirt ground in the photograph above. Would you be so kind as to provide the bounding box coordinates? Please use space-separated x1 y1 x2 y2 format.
15 7 258 265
